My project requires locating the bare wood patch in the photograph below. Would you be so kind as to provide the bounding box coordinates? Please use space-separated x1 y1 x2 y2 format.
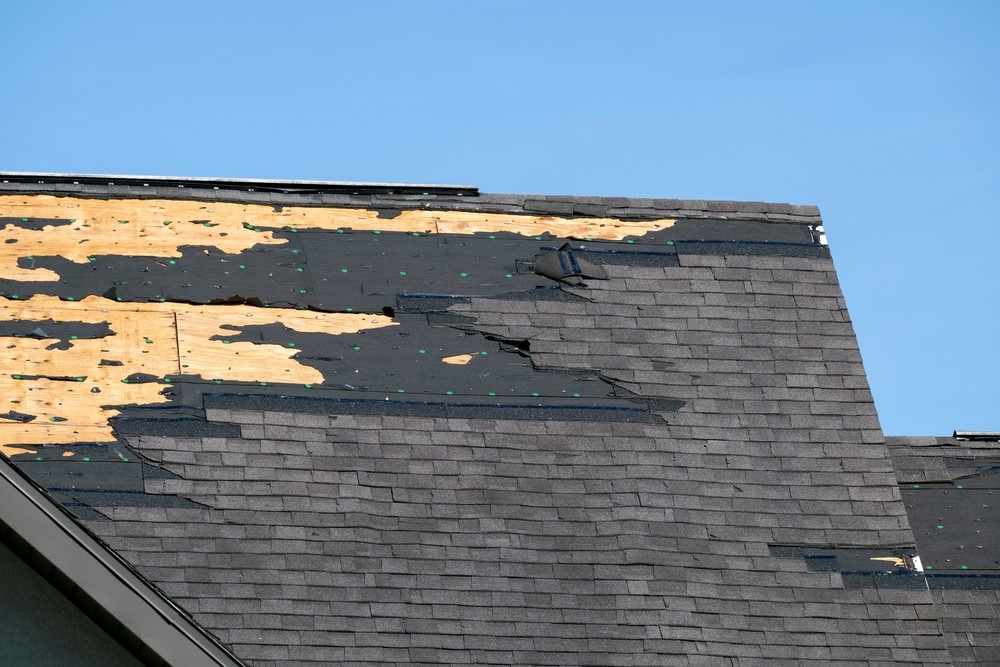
0 296 396 446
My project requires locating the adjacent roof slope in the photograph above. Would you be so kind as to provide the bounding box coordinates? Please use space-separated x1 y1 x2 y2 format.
0 173 984 665
887 434 1000 664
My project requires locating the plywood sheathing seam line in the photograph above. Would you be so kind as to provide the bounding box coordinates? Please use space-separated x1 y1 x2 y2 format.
0 194 675 281
0 295 396 446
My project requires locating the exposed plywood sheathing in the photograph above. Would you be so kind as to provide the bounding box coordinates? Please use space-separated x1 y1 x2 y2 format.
441 354 475 365
0 195 674 281
0 296 396 446
0 444 37 458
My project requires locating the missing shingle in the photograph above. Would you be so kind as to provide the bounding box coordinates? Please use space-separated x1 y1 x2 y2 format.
769 543 926 586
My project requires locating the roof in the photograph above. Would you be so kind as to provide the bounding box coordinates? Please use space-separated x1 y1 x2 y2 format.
0 173 994 665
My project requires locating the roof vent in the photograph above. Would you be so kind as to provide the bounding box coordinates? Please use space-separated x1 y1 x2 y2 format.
953 430 1000 441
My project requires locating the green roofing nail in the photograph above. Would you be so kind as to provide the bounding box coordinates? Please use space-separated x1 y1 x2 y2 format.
936 524 944 530
75 377 84 382
531 392 540 397
351 345 361 351
340 268 348 273
304 383 312 388
336 228 344 233
505 273 513 278
346 307 353 312
373 230 381 234
296 267 304 272
399 271 406 276
292 249 300 254
961 565 968 570
298 289 307 294
956 484 964 489
70 335 78 340
222 340 231 344
287 342 296 348
168 259 176 265
238 264 246 269
446 390 454 395
12 374 20 379
479 351 487 356
488 235 496 239
460 272 468 277
397 388 405 393
573 393 581 398
82 457 90 462
418 349 426 354
488 392 496 396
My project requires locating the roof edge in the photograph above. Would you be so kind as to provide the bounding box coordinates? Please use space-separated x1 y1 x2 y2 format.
0 452 245 667
0 171 479 196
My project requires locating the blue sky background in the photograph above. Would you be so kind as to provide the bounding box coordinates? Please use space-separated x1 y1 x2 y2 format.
1 1 996 435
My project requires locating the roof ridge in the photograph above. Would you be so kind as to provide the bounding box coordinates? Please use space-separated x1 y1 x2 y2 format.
0 172 822 223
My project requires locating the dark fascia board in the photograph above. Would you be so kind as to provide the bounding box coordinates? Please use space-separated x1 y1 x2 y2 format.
0 171 479 196
0 453 245 667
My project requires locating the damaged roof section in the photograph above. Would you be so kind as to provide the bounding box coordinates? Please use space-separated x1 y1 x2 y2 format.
0 183 828 451
886 433 1000 664
887 434 1000 578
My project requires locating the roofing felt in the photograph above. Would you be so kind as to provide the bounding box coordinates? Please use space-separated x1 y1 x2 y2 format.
0 173 991 665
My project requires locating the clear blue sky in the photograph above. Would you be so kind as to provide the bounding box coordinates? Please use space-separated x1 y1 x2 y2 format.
1 1 997 435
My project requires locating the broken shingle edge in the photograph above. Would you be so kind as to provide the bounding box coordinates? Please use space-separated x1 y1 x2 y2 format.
0 452 245 667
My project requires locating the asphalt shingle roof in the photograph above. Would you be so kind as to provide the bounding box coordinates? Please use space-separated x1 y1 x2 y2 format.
0 173 991 665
